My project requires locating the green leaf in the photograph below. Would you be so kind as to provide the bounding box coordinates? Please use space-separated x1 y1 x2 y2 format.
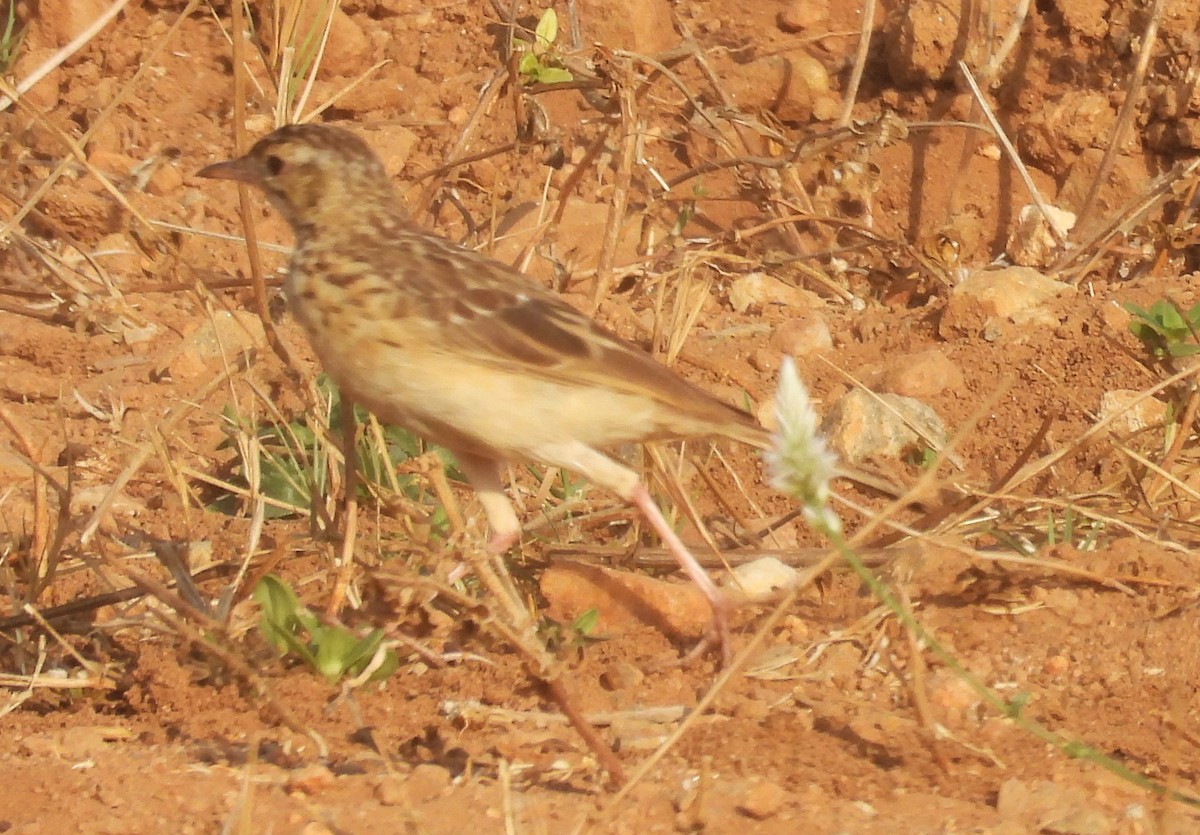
343 629 389 674
314 626 361 682
533 7 558 55
534 66 573 84
254 575 302 633
366 648 400 683
1168 342 1200 358
257 458 312 518
253 576 319 667
570 608 599 636
1123 299 1200 358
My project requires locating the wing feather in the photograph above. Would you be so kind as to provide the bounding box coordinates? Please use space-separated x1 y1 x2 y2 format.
347 226 768 446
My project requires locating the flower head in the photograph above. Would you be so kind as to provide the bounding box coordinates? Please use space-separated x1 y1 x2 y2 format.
766 356 842 533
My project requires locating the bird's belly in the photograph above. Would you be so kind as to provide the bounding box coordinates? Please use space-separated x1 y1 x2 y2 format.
308 330 662 458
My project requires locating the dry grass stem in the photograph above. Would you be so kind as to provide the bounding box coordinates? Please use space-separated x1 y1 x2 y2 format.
80 354 254 545
1072 0 1163 234
836 0 875 127
0 0 132 111
958 61 1069 246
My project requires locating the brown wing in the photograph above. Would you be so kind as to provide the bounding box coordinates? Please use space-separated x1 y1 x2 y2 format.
371 228 769 448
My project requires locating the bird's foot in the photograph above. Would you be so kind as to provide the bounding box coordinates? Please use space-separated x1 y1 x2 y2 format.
446 529 520 584
663 597 733 669
487 529 520 554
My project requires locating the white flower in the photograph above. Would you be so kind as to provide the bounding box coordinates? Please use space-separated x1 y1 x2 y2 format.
766 356 841 533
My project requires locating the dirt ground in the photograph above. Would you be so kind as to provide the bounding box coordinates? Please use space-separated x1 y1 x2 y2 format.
1 0 1199 832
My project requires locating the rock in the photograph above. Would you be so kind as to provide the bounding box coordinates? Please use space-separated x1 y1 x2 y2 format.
1056 0 1109 38
1097 390 1167 435
926 667 982 728
1006 204 1077 267
775 51 834 122
771 314 833 356
1058 148 1148 222
882 0 1020 86
1018 92 1116 175
19 726 132 760
286 764 335 795
751 347 781 373
609 716 671 750
724 50 834 122
406 763 451 803
374 776 407 806
372 767 451 806
811 94 842 122
86 150 138 178
92 232 144 277
26 0 110 52
996 779 1115 834
822 388 947 464
778 0 828 32
939 266 1071 341
297 824 335 835
146 161 184 197
69 486 147 521
8 47 62 111
737 780 789 820
879 348 964 398
157 310 268 380
723 557 802 603
540 562 710 640
600 660 645 691
358 125 420 178
729 273 822 314
35 185 120 245
577 0 676 54
317 9 373 78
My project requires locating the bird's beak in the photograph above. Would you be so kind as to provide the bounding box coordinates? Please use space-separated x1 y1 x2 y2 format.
196 156 261 183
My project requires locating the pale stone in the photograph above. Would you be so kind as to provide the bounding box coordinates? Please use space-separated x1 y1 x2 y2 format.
737 781 789 820
822 389 947 464
724 557 801 603
879 348 964 398
157 310 268 379
940 266 1071 340
771 314 834 356
1006 204 1077 267
729 273 822 314
1097 390 1167 435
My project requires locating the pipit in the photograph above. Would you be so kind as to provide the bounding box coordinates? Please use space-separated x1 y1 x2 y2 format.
199 124 771 663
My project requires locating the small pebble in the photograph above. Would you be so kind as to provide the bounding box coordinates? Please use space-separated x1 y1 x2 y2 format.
600 660 645 691
406 763 452 803
738 781 788 820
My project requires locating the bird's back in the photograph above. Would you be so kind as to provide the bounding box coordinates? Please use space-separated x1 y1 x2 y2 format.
286 216 770 457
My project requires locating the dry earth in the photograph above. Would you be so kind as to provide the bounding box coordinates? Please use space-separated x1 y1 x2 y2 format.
0 0 1199 832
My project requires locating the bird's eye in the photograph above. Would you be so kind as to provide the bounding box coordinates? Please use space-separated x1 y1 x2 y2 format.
265 155 285 176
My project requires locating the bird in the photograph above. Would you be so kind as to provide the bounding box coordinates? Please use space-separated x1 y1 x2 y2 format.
198 123 773 664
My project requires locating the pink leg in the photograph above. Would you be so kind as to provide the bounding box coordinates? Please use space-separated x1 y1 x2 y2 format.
536 440 733 665
454 451 521 552
630 484 732 666
446 451 521 584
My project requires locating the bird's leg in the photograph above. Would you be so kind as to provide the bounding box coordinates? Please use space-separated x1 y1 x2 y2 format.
454 451 521 553
326 394 360 616
445 451 521 584
627 483 732 666
537 441 733 666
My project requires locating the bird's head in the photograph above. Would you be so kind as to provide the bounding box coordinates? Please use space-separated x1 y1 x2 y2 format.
198 124 393 231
